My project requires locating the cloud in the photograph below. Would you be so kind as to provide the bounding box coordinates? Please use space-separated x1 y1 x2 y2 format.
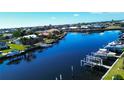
73 14 80 17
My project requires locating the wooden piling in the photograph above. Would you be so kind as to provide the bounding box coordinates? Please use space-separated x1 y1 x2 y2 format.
59 74 62 80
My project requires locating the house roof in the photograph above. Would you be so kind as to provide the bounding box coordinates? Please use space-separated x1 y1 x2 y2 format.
0 42 7 46
23 34 37 38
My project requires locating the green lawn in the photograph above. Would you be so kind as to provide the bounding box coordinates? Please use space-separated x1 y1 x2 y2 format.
103 56 124 80
43 38 55 44
0 39 9 42
2 44 26 53
0 54 2 57
106 25 121 29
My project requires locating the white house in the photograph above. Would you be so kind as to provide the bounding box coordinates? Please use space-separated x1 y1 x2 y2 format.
69 26 78 29
12 38 22 44
61 27 66 30
120 20 124 23
81 25 89 29
23 34 37 39
4 33 13 39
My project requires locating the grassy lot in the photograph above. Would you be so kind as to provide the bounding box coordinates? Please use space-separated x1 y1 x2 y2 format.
43 38 55 44
0 54 2 57
106 25 121 29
0 40 9 43
2 44 26 53
103 56 124 80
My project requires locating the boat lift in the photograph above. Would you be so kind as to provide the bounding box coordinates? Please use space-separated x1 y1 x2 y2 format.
80 55 110 69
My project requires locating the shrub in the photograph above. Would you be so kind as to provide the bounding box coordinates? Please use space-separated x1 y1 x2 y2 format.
112 74 123 80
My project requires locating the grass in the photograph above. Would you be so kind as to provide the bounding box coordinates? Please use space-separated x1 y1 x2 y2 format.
106 25 121 29
0 54 2 57
0 39 10 42
43 38 55 44
43 32 66 44
2 44 26 53
103 56 124 80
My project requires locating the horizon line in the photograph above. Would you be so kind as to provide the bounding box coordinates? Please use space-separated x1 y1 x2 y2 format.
0 19 123 29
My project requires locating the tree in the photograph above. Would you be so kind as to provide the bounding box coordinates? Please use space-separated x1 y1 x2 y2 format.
0 34 4 40
120 23 124 27
26 30 34 35
13 28 22 38
112 19 114 22
21 30 26 36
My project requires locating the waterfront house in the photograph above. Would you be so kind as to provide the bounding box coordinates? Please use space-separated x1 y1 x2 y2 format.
47 29 60 35
19 34 43 45
0 42 9 50
0 51 2 54
38 29 60 38
120 20 124 23
69 26 78 29
42 32 50 37
81 25 89 29
12 38 22 44
23 34 37 39
88 24 105 29
3 33 13 39
61 27 66 30
37 31 50 39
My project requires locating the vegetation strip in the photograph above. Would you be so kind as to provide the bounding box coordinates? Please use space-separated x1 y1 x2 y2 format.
101 52 124 80
0 30 67 60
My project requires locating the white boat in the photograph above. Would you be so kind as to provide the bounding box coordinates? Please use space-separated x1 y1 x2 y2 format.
94 48 116 57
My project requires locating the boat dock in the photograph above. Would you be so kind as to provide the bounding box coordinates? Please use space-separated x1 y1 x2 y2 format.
81 55 110 69
80 33 124 79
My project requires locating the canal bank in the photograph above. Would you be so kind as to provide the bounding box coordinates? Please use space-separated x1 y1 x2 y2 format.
0 32 67 60
102 52 124 80
100 32 124 80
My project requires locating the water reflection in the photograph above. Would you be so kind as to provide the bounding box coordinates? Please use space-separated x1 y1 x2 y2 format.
23 52 36 62
5 52 37 65
0 60 4 64
7 58 21 65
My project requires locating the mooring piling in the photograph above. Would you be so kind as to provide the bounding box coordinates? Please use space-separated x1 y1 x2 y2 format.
71 65 74 72
59 74 62 80
55 77 58 80
80 60 84 67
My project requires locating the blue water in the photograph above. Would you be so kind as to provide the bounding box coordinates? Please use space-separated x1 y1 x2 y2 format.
0 30 121 80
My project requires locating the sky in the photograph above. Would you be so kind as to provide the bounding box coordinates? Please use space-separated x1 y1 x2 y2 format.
0 12 124 28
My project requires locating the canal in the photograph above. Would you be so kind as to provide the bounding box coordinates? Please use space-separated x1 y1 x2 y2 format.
0 30 121 80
